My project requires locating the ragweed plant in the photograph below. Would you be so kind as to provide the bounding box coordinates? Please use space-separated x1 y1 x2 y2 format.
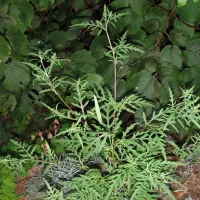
1 49 200 199
72 5 143 101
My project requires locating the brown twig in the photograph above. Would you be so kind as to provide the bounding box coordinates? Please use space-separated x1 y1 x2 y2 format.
146 0 200 30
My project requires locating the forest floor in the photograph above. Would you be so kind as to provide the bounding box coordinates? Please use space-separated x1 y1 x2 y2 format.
15 161 200 200
171 160 200 200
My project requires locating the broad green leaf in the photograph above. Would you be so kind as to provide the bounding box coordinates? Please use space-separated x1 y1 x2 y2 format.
110 0 130 9
144 7 168 25
3 179 16 189
183 50 200 67
111 9 142 36
19 83 43 114
160 45 182 69
117 64 129 78
129 0 150 15
144 32 163 48
174 19 194 37
108 8 142 36
82 74 104 90
1 186 14 194
136 70 157 100
142 19 160 33
0 0 9 13
29 39 45 51
45 30 79 50
7 29 29 59
160 62 183 96
0 14 16 30
140 58 158 73
127 69 157 100
176 0 200 23
0 35 10 61
3 61 30 92
90 35 108 60
186 38 200 51
170 29 190 47
30 0 55 10
126 71 141 91
0 89 17 112
31 15 41 29
0 194 9 200
71 0 85 11
182 67 200 94
177 0 188 7
0 63 6 80
116 79 127 98
160 0 176 9
156 84 170 106
9 1 34 28
6 94 17 112
69 49 97 75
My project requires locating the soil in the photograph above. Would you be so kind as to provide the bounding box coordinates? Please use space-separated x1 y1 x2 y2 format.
171 160 200 200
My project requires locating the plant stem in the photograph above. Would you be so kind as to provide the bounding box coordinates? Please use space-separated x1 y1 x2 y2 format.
105 22 117 102
53 89 73 112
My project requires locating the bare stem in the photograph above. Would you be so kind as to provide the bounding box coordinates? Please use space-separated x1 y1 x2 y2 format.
105 22 117 102
53 89 74 112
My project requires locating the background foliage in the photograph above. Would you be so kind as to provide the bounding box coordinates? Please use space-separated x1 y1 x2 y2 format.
1 0 200 153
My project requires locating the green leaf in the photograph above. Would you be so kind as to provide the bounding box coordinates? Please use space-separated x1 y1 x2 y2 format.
0 14 16 30
186 38 200 51
174 19 194 37
0 0 10 13
127 69 157 100
19 83 43 114
110 0 130 9
3 179 16 189
69 49 97 75
157 84 170 105
170 29 190 47
183 50 200 67
82 74 104 90
136 70 157 100
160 45 182 69
71 0 85 11
177 0 188 7
94 95 102 124
31 15 41 29
0 194 9 200
0 35 10 61
31 0 55 10
129 0 150 15
9 1 34 29
176 0 200 23
160 62 183 96
7 29 29 59
3 61 30 92
6 94 17 112
112 10 142 36
90 35 108 60
182 67 200 94
45 30 79 50
97 58 114 86
142 19 160 33
116 79 127 98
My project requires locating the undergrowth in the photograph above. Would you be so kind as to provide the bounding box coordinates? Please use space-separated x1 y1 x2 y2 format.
0 6 200 200
1 66 200 199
